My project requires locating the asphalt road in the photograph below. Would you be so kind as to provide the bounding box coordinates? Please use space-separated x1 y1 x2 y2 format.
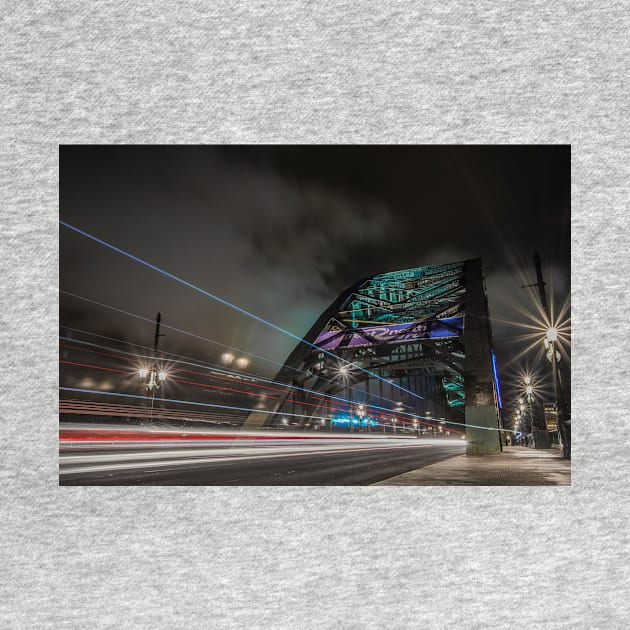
59 434 465 486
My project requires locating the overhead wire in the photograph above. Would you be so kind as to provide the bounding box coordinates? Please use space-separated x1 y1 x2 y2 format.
59 387 512 434
59 335 420 421
60 304 416 411
59 221 424 402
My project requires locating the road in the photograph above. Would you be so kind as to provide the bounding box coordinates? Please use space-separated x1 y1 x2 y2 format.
59 424 465 485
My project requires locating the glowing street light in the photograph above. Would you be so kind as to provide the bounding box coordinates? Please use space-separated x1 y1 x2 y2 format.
546 327 558 342
221 352 235 365
543 324 569 457
157 370 168 381
235 357 250 369
137 367 149 379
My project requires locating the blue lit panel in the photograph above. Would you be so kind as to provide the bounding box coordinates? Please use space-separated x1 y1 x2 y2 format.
331 416 377 427
491 351 503 409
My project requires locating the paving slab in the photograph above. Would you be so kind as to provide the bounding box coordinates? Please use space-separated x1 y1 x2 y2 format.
373 446 571 486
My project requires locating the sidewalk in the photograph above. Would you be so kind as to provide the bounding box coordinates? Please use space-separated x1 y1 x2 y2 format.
373 446 571 486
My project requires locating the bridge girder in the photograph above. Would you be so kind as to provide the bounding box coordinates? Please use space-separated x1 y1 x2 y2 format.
244 259 502 454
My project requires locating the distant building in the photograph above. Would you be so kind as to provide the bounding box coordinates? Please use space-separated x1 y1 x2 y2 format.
543 402 558 432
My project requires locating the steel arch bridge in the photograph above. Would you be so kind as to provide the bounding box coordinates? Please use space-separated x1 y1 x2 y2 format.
246 258 503 454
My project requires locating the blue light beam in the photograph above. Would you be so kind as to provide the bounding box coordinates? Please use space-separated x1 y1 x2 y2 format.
60 221 424 401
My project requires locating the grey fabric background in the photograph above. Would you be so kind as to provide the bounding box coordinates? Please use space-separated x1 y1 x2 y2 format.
1 2 628 628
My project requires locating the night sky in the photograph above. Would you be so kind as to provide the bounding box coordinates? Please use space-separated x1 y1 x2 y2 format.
60 146 570 405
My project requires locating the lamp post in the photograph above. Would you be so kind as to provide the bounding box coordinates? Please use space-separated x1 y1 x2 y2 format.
518 401 527 445
524 380 534 443
337 364 352 432
545 327 570 458
137 312 167 423
140 365 168 421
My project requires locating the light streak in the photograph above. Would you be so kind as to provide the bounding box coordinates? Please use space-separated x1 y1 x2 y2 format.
59 441 442 477
60 360 127 374
60 387 359 423
59 330 420 411
60 394 445 432
60 340 291 394
60 399 243 424
59 353 423 427
61 307 409 410
60 336 410 413
59 387 513 433
59 359 277 400
61 291 291 373
59 328 438 429
60 221 424 401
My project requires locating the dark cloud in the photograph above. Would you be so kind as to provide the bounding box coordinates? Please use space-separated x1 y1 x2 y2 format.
60 146 570 403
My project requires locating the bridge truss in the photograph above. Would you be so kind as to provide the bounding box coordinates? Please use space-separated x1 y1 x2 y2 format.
247 258 503 454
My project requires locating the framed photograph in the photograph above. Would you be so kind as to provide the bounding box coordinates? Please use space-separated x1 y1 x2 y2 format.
59 145 570 486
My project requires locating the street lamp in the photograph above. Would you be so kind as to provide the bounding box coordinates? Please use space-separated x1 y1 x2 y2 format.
221 352 235 365
336 364 353 431
523 376 535 445
235 357 250 369
546 327 558 343
139 364 169 421
145 367 159 392
545 326 569 458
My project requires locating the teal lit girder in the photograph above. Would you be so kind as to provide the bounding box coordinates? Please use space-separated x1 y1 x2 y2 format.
338 261 465 328
245 259 503 454
442 373 465 407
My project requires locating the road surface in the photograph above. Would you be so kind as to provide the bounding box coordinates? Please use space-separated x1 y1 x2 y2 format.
59 424 465 486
